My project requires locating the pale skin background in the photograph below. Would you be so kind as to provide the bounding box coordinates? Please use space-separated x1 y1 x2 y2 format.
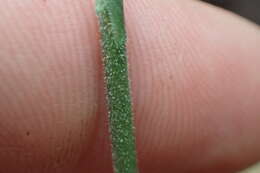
0 0 260 172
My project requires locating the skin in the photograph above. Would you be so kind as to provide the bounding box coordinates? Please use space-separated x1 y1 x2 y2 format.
0 0 260 172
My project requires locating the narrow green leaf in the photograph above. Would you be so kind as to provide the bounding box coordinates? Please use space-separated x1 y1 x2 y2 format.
96 0 139 173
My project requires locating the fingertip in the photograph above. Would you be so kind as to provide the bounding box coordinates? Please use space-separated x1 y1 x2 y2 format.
125 0 260 172
0 0 102 172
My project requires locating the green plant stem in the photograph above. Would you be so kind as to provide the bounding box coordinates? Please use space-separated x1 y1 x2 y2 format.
96 0 138 173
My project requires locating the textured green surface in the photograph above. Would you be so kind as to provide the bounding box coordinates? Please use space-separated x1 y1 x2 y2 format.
96 0 138 173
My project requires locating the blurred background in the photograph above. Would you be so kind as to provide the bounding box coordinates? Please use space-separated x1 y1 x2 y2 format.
202 0 260 172
202 0 260 25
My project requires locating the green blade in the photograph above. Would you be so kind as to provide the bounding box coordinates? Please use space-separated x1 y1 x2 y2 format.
96 0 139 173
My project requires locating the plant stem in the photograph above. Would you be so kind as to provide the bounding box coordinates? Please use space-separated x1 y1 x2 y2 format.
96 0 138 173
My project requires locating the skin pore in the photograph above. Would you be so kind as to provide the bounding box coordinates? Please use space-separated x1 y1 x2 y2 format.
0 0 260 172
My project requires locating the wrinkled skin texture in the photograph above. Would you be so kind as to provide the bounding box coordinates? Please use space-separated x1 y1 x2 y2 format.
0 0 260 173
